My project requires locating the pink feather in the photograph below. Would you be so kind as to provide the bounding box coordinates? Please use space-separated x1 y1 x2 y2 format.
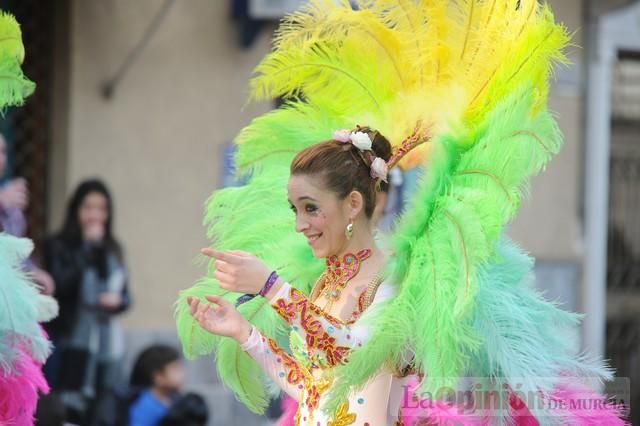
0 347 49 425
402 399 489 425
277 395 298 426
400 378 489 425
273 380 627 425
543 382 628 425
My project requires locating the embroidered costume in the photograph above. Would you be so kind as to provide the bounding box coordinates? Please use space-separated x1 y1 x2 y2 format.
177 1 627 424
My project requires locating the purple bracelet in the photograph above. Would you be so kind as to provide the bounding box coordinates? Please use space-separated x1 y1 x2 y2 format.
259 271 279 297
235 271 279 307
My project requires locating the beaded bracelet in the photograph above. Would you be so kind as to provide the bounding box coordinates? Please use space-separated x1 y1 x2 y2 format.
259 271 279 297
235 271 279 307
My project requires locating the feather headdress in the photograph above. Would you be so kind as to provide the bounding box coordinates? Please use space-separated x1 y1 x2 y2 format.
176 1 625 423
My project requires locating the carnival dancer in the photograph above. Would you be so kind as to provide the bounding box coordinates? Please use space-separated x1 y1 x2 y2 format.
177 1 627 424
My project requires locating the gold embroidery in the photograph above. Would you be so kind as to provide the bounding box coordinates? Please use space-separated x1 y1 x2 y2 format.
273 275 385 370
317 249 372 311
294 407 301 426
273 286 351 368
263 335 336 413
266 337 309 385
328 401 357 426
269 273 390 421
361 273 384 310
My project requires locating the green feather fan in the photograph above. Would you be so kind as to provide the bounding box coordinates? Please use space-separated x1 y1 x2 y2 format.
175 103 353 413
175 0 572 417
324 86 563 413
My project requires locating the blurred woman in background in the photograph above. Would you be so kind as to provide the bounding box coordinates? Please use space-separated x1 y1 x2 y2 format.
44 179 131 425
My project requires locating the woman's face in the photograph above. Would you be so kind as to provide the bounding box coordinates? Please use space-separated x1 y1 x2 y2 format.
288 174 351 258
78 191 109 230
155 360 185 393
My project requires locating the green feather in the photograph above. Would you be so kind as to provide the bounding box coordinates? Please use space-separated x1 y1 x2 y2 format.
175 103 351 413
324 85 563 413
0 12 34 110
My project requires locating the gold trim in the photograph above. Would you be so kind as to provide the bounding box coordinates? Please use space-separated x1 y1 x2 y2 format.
361 273 384 311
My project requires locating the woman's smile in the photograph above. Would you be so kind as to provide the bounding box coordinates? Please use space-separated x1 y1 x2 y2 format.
306 232 323 246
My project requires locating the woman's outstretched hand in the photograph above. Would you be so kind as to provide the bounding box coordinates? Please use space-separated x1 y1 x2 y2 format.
187 294 252 343
201 248 272 294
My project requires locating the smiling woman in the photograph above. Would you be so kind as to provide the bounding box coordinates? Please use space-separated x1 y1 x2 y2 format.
176 1 627 425
287 127 392 258
187 127 399 424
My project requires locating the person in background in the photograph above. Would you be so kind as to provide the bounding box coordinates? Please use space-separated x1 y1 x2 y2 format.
35 392 78 426
0 133 55 294
43 179 131 425
128 344 186 426
157 393 208 426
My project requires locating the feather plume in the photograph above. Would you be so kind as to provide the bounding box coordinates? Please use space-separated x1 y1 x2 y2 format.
0 234 52 368
0 346 49 425
175 104 340 413
324 86 563 413
543 381 628 425
251 0 567 163
0 12 34 110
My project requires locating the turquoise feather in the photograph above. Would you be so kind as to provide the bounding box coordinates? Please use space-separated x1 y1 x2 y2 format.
468 236 612 424
0 234 52 370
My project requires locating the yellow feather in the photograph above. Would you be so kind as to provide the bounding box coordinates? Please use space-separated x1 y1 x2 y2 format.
248 0 569 166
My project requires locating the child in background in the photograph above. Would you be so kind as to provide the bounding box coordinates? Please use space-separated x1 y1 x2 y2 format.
128 345 185 426
158 393 208 426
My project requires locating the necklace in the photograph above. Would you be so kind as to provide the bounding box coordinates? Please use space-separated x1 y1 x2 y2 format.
314 249 372 311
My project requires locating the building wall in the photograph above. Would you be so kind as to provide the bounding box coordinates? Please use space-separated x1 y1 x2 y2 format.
50 0 274 329
51 0 587 331
509 0 585 262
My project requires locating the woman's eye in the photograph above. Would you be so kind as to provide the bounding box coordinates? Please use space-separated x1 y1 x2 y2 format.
305 204 318 213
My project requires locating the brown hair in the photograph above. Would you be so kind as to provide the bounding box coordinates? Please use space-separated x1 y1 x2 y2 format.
290 126 392 218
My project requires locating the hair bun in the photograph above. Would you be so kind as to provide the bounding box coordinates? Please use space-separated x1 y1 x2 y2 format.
356 126 392 162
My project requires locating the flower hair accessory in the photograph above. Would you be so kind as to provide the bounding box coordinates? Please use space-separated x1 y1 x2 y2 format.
333 128 373 151
333 127 388 181
370 157 388 182
333 129 351 143
349 131 372 151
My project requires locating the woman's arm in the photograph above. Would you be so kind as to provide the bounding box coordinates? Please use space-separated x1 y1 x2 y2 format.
240 327 306 401
116 280 131 313
188 294 307 401
43 238 84 298
113 264 132 314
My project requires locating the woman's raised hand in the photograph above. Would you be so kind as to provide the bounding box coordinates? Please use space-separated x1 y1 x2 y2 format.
187 295 252 343
201 248 271 294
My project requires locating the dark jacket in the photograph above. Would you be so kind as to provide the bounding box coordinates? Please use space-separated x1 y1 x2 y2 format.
43 236 131 337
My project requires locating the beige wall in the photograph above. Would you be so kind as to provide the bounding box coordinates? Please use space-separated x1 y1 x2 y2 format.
509 0 585 261
51 0 588 330
51 0 273 329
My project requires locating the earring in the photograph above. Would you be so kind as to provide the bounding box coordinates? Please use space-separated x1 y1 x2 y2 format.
345 219 354 240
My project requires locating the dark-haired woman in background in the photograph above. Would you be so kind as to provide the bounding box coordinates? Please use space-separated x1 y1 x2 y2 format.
44 179 131 424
